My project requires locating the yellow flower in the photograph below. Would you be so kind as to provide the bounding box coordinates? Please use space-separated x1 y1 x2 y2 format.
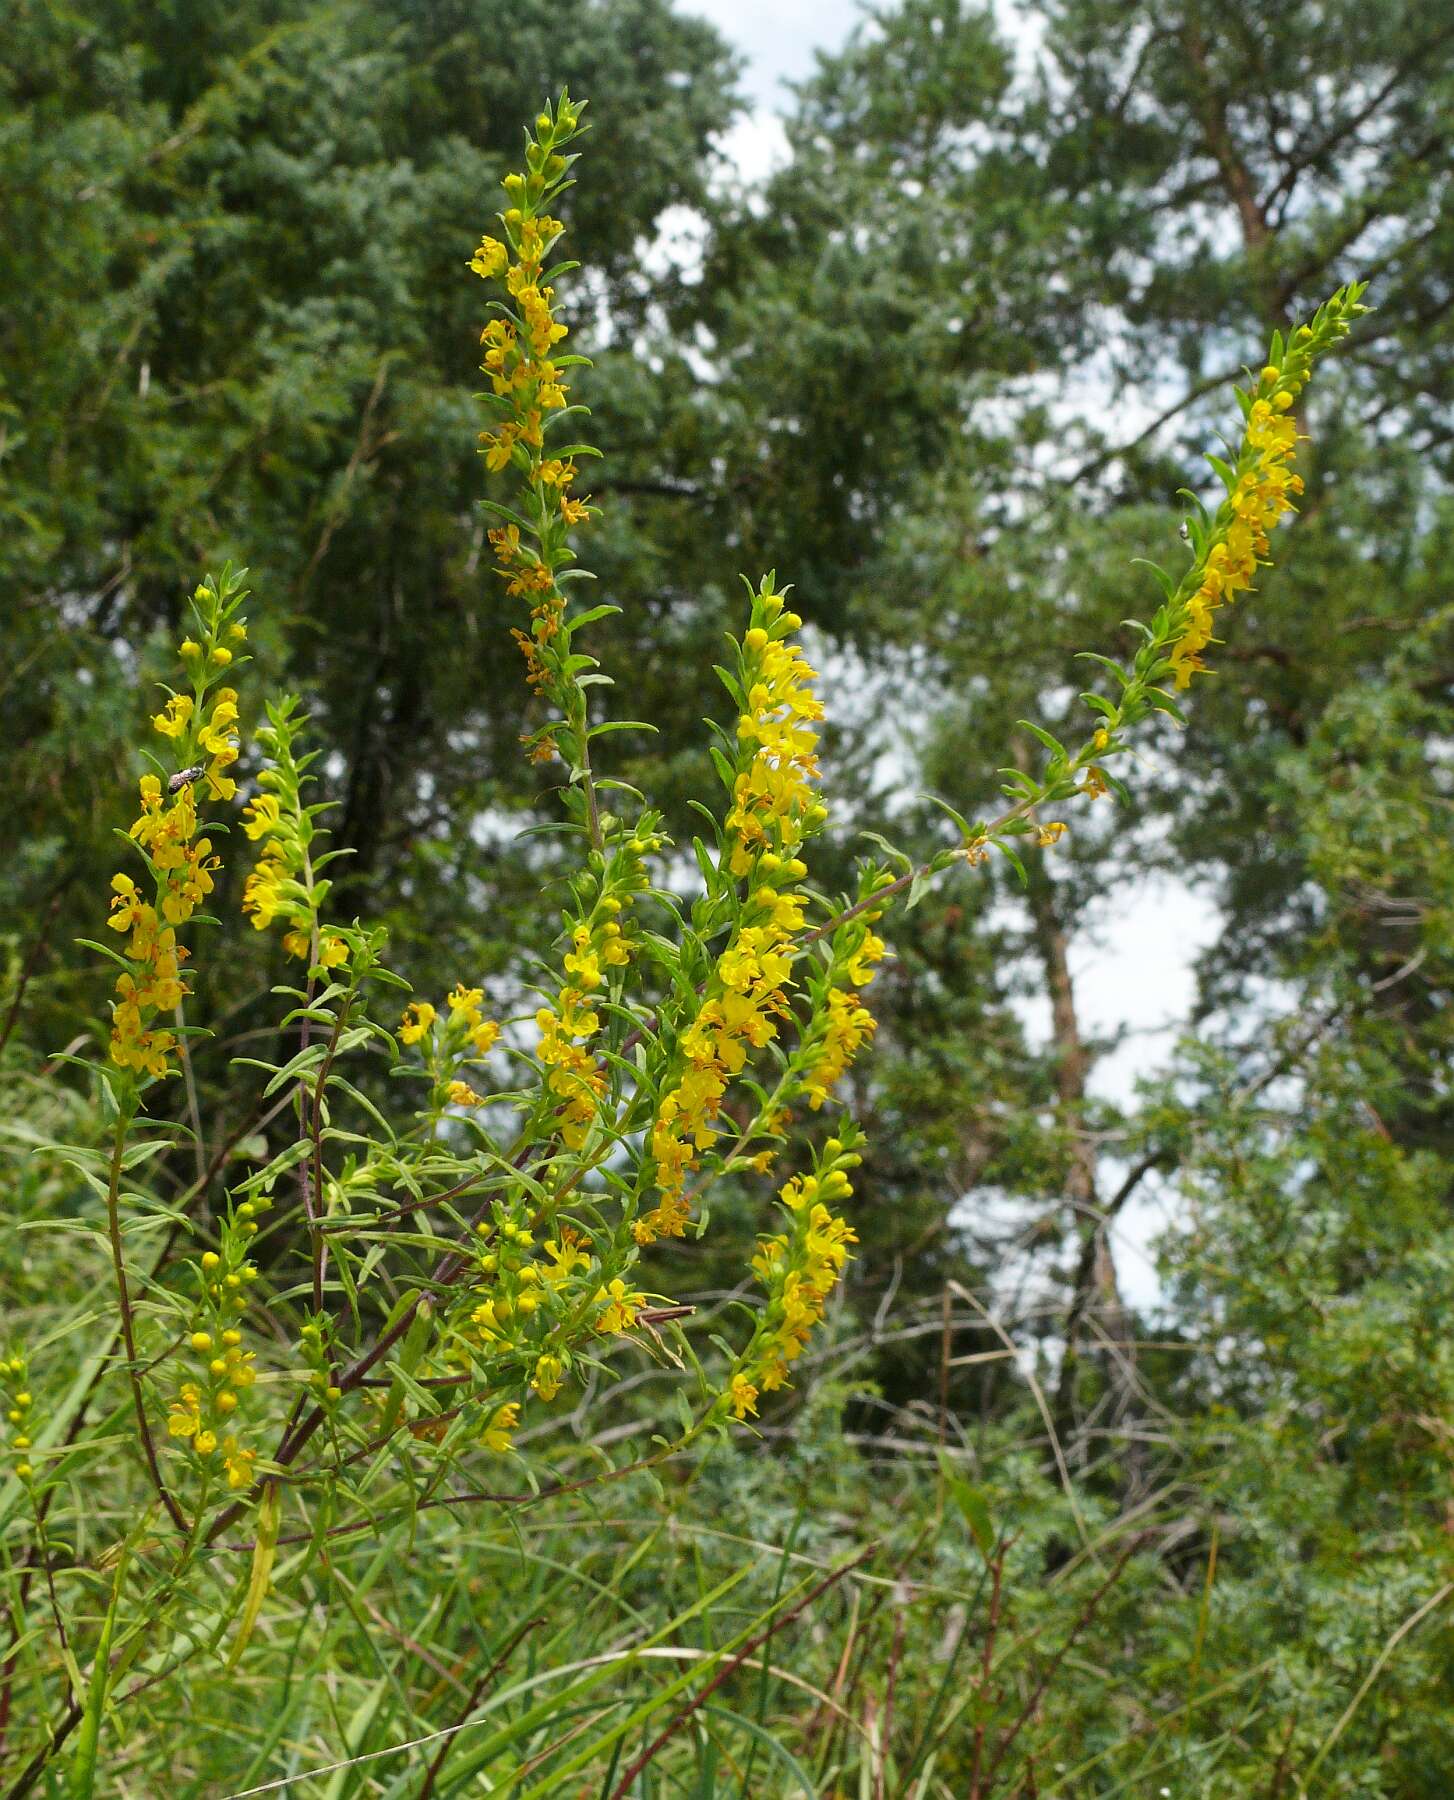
729 1373 759 1419
845 932 885 988
168 1384 203 1440
596 1279 645 1335
242 851 287 930
563 943 601 989
197 690 239 754
447 1080 484 1107
482 1401 520 1453
241 793 282 841
469 236 508 280
531 1354 563 1402
107 874 150 937
471 1019 501 1056
221 1436 255 1490
152 693 194 739
400 1002 436 1045
543 1235 591 1284
447 983 484 1015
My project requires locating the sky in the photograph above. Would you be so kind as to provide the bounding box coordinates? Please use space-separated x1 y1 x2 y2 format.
681 0 855 107
674 0 1206 1309
678 0 855 181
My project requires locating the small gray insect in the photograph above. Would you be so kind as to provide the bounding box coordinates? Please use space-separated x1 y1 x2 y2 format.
168 764 206 794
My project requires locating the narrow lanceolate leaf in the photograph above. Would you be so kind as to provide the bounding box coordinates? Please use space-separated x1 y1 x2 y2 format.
228 1480 281 1671
68 1550 127 1800
938 1452 995 1559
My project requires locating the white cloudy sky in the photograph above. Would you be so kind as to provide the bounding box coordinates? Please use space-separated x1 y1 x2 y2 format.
682 0 854 105
672 0 1211 1307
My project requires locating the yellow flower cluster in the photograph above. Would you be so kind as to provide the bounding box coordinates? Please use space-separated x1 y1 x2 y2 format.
398 984 502 1113
802 986 877 1109
240 787 346 968
726 600 826 879
469 95 592 761
636 593 828 1245
167 1218 265 1490
107 666 241 1078
3 1352 36 1483
151 676 241 801
733 1151 860 1417
799 923 886 1110
1168 367 1305 689
443 1220 605 1444
448 983 502 1056
536 905 629 1150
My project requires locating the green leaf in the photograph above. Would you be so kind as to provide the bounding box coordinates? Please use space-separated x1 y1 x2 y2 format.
938 1453 995 1559
228 1481 282 1670
1205 452 1238 492
1015 719 1067 760
993 839 1028 888
69 1548 127 1799
1130 557 1176 599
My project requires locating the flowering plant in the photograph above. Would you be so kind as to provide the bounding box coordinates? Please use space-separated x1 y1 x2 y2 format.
0 90 1364 1793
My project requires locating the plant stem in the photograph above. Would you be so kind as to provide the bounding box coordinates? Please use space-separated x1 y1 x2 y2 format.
103 1115 189 1534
